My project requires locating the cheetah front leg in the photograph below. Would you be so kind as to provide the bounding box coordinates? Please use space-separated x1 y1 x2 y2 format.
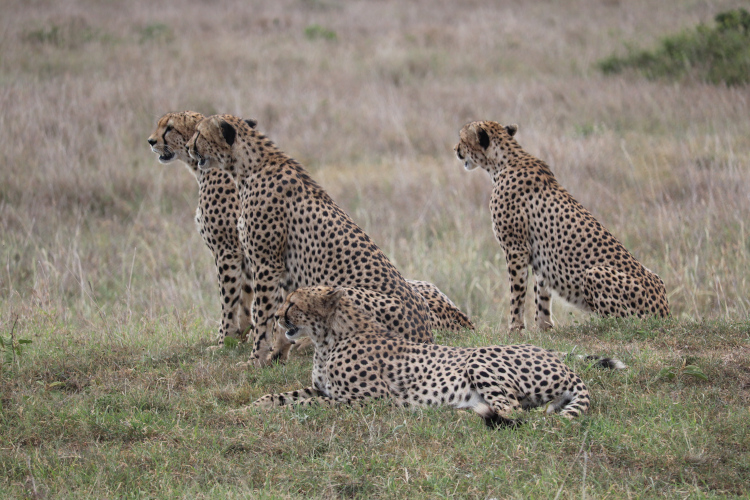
504 245 531 331
212 246 247 347
246 262 287 368
268 323 297 364
533 274 554 330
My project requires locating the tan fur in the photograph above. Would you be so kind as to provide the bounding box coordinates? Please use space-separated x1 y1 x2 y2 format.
148 111 254 345
186 114 472 366
148 112 472 353
252 286 591 428
455 121 669 331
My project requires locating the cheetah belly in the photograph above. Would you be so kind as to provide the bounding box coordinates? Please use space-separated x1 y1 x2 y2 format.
548 286 593 312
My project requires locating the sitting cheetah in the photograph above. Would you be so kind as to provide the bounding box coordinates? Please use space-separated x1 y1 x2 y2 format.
148 112 472 351
455 121 669 331
186 114 472 366
253 286 592 428
148 111 254 346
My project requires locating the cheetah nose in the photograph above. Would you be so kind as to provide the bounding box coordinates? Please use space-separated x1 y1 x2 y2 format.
147 138 156 146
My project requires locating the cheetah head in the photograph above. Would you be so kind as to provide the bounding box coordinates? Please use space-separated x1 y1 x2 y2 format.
275 286 346 345
455 121 518 172
186 114 257 176
147 111 204 169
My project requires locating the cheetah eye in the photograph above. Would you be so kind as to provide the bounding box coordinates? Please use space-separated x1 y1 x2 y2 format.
165 125 173 134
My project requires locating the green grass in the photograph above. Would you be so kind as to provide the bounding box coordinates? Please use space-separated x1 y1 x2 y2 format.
1 315 748 498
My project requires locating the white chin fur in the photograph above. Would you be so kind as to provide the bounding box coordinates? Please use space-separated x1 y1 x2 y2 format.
463 161 476 171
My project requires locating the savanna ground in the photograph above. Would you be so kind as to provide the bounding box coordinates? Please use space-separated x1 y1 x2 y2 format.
1 0 749 498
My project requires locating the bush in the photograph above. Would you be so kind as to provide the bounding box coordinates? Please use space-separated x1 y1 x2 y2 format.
599 8 750 86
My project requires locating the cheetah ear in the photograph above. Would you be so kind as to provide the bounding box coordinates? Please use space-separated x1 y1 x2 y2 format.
505 124 518 137
244 118 258 129
219 120 236 146
477 126 490 149
321 287 346 313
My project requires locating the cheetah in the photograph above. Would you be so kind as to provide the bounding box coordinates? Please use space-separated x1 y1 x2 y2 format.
407 279 474 332
252 286 592 428
186 114 472 366
148 113 472 352
455 121 669 331
147 111 254 346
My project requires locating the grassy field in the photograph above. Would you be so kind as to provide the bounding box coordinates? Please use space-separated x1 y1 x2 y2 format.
1 0 749 497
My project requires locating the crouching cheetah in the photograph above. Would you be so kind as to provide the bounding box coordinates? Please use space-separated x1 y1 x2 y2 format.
252 286 592 428
186 114 473 366
455 121 669 331
149 112 472 352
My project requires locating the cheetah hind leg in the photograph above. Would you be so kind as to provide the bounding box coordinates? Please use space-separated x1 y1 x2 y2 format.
533 273 554 330
471 397 522 429
466 372 525 428
545 374 591 419
583 265 646 318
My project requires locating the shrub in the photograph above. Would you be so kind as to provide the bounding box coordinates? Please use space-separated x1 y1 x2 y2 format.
304 24 337 41
599 8 750 86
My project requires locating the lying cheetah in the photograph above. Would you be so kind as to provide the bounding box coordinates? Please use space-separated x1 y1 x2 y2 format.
186 115 472 365
253 286 593 428
455 121 669 331
148 112 472 352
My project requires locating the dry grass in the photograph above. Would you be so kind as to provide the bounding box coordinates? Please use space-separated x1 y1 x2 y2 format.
0 0 749 497
2 0 748 325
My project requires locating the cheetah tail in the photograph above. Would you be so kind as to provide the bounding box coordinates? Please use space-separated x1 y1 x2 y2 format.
552 351 627 370
580 355 627 370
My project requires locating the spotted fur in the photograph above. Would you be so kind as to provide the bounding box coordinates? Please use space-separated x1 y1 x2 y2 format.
148 111 254 345
186 115 468 366
149 113 472 351
455 121 669 331
407 279 474 332
253 286 591 428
